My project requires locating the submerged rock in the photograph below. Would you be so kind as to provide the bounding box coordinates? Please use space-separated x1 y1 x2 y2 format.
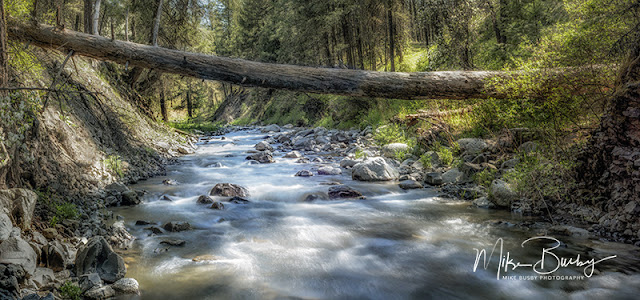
255 141 274 151
284 151 303 158
210 201 225 210
196 195 214 204
209 183 249 197
317 166 342 175
328 185 365 200
245 152 275 163
295 170 314 177
160 239 186 246
162 222 192 232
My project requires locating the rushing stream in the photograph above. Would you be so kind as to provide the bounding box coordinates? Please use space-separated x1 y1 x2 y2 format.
111 129 640 299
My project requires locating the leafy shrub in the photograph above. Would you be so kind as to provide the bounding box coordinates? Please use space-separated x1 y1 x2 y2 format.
419 153 433 169
354 148 368 160
50 202 78 227
394 149 409 161
104 155 124 178
59 281 82 300
473 168 497 188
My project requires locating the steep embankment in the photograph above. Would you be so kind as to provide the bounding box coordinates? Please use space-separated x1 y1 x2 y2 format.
0 48 197 299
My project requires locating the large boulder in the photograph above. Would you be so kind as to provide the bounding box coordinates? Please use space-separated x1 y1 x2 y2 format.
352 157 399 181
42 240 73 272
209 183 249 197
489 179 518 207
0 189 38 230
245 152 275 163
261 124 281 133
112 278 140 295
317 166 342 175
328 185 364 200
441 168 464 184
382 143 409 158
120 190 141 206
0 212 12 241
255 141 274 151
75 236 126 283
162 221 192 232
457 138 488 155
0 236 37 276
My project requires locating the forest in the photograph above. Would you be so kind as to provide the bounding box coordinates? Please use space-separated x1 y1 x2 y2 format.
1 0 640 299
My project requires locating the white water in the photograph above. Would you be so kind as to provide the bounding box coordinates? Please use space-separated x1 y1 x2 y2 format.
111 129 640 299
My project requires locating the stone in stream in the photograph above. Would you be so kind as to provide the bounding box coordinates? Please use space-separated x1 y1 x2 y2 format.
328 185 365 200
399 180 423 190
339 158 360 169
135 220 153 226
120 190 142 206
296 157 310 164
295 170 314 177
352 157 399 181
75 236 126 283
210 202 225 210
145 226 163 235
245 152 275 163
317 166 342 175
255 141 274 151
196 195 213 204
228 196 250 204
162 179 179 185
192 255 218 262
160 239 186 246
209 183 249 197
489 179 517 207
284 151 303 158
112 278 140 295
159 195 173 201
424 172 443 186
162 222 192 232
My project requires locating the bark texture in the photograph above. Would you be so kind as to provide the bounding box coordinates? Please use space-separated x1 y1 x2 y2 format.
8 22 512 100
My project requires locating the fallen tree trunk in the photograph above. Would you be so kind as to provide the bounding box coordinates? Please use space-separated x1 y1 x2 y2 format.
8 22 512 100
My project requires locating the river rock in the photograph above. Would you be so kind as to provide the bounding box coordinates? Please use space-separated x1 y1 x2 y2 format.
177 145 194 155
262 124 281 133
399 180 423 190
162 179 179 185
246 152 275 163
229 196 250 203
210 201 225 210
489 179 517 207
0 188 38 230
42 240 72 272
382 143 409 158
441 168 464 184
159 195 173 201
120 190 141 206
197 195 214 204
31 267 55 289
79 273 103 292
255 141 274 151
340 158 359 169
210 183 249 197
317 166 342 175
295 170 314 177
0 236 37 276
547 225 590 238
145 226 163 235
85 285 116 300
160 239 186 246
457 138 488 155
472 197 495 209
162 222 192 232
0 212 12 241
424 172 442 185
75 236 126 283
134 220 153 226
112 278 140 295
284 151 302 158
328 185 364 199
352 157 399 181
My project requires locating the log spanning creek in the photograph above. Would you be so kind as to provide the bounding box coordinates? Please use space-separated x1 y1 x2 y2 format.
110 129 640 299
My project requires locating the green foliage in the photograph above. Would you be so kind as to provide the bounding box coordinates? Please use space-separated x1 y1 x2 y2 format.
473 168 498 188
373 124 415 148
503 152 577 205
50 202 79 227
431 142 454 166
59 281 82 300
419 153 433 169
169 121 222 133
354 148 368 160
104 155 124 178
394 149 410 161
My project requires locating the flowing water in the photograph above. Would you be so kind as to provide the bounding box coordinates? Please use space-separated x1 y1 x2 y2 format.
111 129 640 300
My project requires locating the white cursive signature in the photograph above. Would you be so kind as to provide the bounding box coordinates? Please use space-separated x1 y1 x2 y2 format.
473 236 617 280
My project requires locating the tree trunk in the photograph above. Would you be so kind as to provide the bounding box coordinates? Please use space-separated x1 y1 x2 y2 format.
186 82 193 118
83 0 92 33
387 2 395 72
0 0 7 88
8 22 567 100
152 0 163 46
125 5 129 42
31 0 38 26
92 0 101 35
160 84 168 122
